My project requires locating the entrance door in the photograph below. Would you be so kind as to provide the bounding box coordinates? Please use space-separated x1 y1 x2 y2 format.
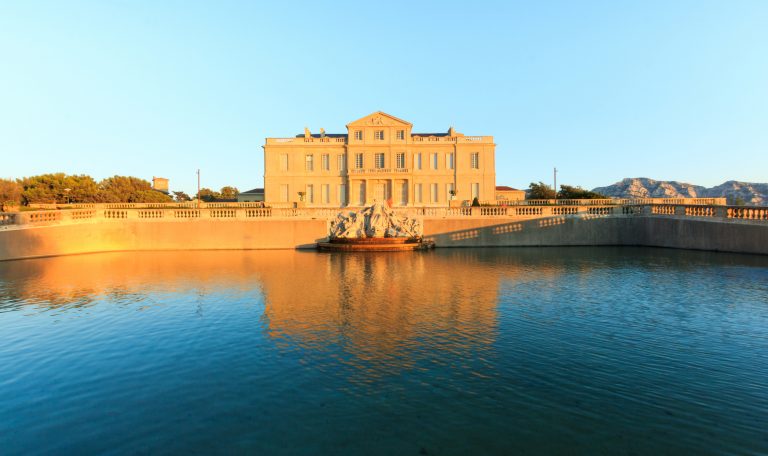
374 183 386 203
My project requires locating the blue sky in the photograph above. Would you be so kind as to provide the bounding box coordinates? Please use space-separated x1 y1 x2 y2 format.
1 0 766 194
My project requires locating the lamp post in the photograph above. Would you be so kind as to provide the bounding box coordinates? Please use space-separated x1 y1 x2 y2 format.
553 167 558 203
64 188 71 205
196 169 201 209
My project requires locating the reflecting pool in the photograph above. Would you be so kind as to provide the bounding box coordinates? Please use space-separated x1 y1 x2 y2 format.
1 248 767 455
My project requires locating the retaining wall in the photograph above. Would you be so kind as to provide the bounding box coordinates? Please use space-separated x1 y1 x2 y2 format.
1 212 766 261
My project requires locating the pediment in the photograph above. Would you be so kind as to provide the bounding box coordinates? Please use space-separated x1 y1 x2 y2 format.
347 111 412 128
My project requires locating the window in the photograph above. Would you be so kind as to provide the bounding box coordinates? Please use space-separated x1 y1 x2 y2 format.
430 183 439 203
355 153 364 169
415 183 422 203
472 182 480 199
415 153 422 170
280 184 289 202
306 184 314 204
321 184 329 204
279 154 289 171
305 154 314 172
354 130 363 140
375 153 385 169
447 183 455 199
359 182 366 205
471 152 479 169
322 154 329 171
337 154 346 171
374 130 384 140
431 153 438 169
396 153 406 169
339 184 347 205
396 130 405 140
447 153 455 170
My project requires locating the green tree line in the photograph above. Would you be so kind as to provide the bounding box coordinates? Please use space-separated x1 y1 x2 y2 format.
527 182 607 200
0 173 241 205
0 174 174 205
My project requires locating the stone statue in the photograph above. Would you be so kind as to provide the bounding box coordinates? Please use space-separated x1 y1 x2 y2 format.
329 202 422 239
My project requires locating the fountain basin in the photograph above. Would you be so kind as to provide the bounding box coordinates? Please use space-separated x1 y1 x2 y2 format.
317 237 434 252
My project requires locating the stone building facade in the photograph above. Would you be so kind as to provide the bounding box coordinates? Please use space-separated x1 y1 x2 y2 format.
263 112 496 207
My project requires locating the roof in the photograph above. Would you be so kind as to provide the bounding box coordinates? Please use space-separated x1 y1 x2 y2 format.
240 188 264 194
496 186 522 191
294 134 347 138
346 111 413 127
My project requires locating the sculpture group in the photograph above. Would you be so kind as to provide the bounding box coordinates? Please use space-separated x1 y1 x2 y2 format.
329 202 422 239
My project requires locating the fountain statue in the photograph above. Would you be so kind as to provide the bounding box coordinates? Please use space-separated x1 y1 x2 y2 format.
318 202 433 251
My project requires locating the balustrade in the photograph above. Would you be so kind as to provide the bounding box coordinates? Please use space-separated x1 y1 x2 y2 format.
0 213 16 225
480 207 508 216
728 207 768 220
104 210 128 219
210 209 237 218
174 210 200 218
2 203 767 229
685 206 716 217
651 205 675 215
72 210 97 220
28 212 62 223
515 207 543 216
588 207 614 215
138 210 164 219
245 208 272 218
552 207 578 215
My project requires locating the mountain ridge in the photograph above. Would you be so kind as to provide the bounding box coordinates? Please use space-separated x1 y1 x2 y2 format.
592 178 767 205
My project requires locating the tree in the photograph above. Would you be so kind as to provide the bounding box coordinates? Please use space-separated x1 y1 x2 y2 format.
527 182 556 199
99 175 172 203
0 179 22 205
219 186 239 200
17 173 102 204
471 197 480 207
173 191 191 202
197 188 218 202
557 185 607 200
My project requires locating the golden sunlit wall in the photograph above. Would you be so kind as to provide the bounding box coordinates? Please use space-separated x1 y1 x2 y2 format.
263 112 496 207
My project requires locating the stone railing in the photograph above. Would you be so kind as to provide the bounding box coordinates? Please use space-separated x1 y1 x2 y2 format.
27 198 725 211
28 202 266 210
2 204 766 229
266 137 347 145
487 197 727 206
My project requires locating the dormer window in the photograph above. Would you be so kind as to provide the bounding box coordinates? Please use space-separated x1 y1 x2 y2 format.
374 130 384 140
354 130 363 140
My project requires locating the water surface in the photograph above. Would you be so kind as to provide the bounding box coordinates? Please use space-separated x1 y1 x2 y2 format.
1 248 767 455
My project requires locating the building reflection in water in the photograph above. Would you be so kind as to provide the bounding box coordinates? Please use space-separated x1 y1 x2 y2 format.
0 251 508 377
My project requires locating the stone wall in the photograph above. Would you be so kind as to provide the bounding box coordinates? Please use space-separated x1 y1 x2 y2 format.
1 207 767 260
0 219 328 260
423 216 768 255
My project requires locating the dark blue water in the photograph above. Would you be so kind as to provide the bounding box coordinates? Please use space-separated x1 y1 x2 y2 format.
1 248 767 455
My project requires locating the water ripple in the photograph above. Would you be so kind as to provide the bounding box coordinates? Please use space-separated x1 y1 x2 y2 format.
0 248 767 455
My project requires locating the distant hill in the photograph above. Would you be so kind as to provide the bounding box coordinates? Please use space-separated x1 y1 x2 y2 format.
592 178 767 205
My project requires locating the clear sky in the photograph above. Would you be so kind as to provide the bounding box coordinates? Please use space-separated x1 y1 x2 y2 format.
1 0 766 194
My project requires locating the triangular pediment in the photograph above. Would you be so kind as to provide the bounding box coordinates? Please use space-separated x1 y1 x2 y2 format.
346 111 412 128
